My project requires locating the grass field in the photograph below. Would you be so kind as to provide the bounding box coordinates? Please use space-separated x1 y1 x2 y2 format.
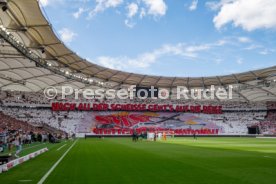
1 137 276 184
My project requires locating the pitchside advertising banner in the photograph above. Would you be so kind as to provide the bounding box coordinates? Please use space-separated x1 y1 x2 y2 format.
0 148 48 173
75 111 223 136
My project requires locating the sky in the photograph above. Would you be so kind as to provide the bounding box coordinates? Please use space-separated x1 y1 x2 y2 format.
39 0 276 77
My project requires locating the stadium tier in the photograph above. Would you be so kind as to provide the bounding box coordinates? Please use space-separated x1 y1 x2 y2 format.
0 91 275 136
0 1 276 184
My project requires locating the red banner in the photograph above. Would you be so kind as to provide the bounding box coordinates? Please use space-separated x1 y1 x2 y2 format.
93 128 219 135
51 102 222 114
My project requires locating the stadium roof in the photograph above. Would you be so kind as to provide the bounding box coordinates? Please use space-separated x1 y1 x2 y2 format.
0 0 275 102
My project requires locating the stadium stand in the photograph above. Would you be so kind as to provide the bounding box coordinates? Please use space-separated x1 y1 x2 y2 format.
0 0 275 138
0 92 275 135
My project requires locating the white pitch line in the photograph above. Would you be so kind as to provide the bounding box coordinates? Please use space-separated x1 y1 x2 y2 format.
37 140 78 184
264 156 274 159
18 180 32 182
56 144 67 151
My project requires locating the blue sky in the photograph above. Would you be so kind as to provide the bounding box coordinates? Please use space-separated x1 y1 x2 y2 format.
40 0 276 77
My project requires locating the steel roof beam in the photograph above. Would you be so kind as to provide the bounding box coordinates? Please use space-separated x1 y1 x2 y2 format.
216 76 248 102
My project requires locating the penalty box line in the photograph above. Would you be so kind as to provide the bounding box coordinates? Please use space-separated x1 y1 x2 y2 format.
56 144 67 151
37 140 78 184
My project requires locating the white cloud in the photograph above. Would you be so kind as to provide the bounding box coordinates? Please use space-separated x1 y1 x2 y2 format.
74 0 166 26
142 0 167 17
140 8 146 19
216 39 228 46
126 3 138 18
94 53 157 71
259 48 275 55
93 41 224 70
214 58 222 64
213 0 276 31
243 44 262 50
189 0 198 11
259 50 268 55
73 8 86 19
39 0 49 7
206 0 233 11
124 19 136 28
58 28 77 43
39 0 64 7
88 0 123 18
186 45 211 52
124 2 138 28
237 37 251 43
236 58 243 65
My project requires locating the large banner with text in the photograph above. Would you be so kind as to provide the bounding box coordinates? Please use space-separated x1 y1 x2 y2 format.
52 102 223 114
77 111 222 135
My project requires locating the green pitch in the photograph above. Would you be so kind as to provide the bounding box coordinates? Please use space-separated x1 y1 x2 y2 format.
1 137 276 184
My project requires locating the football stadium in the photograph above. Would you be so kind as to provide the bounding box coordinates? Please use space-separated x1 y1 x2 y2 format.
0 0 276 183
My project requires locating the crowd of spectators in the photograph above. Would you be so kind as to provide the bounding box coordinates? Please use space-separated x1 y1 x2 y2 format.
204 111 267 134
0 90 275 136
0 91 49 106
0 90 268 110
0 106 272 135
259 111 276 134
0 107 82 135
0 112 65 156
